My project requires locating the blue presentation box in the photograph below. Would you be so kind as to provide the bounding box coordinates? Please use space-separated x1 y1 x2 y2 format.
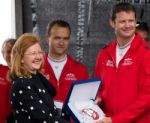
63 79 105 123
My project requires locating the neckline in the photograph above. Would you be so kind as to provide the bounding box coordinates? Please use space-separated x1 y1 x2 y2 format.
48 55 67 63
117 35 135 49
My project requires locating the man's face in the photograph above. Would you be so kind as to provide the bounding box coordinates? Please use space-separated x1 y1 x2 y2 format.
112 11 136 40
48 25 70 59
2 43 14 67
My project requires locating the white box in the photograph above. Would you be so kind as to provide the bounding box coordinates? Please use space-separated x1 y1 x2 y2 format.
63 79 105 123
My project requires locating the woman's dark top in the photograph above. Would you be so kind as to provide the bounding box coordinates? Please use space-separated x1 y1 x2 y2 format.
11 72 69 123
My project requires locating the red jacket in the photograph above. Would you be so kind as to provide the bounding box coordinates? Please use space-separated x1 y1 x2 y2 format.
94 34 150 123
44 55 89 103
0 65 12 123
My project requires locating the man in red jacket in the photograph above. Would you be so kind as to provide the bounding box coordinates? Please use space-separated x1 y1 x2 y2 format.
44 20 89 109
0 38 16 123
0 64 11 123
95 2 150 123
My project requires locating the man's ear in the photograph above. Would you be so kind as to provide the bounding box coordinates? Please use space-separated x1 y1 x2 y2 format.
109 19 115 28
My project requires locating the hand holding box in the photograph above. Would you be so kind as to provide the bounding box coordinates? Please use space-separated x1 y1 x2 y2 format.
63 79 105 123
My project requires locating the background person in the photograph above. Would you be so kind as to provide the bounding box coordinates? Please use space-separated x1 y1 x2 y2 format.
0 38 16 123
136 21 149 41
2 38 16 67
9 33 69 123
95 2 150 123
0 65 13 123
44 20 89 106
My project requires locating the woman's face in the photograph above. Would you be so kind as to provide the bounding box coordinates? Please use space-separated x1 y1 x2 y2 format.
22 43 44 73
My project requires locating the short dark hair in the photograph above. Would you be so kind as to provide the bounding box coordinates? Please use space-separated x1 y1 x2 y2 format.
136 22 149 33
111 2 136 21
47 20 71 36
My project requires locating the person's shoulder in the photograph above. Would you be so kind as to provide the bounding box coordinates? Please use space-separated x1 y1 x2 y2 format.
142 43 150 62
67 55 86 68
13 77 24 84
43 53 48 63
0 64 9 69
13 76 34 90
145 43 150 50
98 41 114 55
100 41 115 51
0 64 9 76
138 41 150 60
14 76 33 84
144 44 150 57
141 40 150 51
102 43 109 50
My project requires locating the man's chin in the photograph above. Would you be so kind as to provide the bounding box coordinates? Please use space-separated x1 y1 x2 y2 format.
122 33 134 38
57 51 67 56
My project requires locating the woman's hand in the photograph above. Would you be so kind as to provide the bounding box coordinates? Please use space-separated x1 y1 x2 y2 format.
95 97 102 106
96 117 112 123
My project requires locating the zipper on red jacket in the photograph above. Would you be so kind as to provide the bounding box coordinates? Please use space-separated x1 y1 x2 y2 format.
57 80 59 86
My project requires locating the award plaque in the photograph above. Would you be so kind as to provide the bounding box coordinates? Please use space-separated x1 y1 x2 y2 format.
63 79 105 123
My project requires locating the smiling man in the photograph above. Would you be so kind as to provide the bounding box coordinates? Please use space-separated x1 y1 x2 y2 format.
95 2 150 123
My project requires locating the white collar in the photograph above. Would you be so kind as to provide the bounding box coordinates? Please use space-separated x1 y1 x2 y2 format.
48 55 67 63
117 35 135 49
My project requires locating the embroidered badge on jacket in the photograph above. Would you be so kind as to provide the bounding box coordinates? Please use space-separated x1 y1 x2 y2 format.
106 60 114 67
122 58 133 66
65 73 77 81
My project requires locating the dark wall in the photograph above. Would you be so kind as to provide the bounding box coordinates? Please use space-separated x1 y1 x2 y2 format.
35 0 115 77
22 0 33 32
22 0 150 77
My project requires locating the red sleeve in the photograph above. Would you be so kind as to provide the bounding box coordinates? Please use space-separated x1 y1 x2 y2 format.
94 52 101 78
94 52 104 98
82 66 90 79
6 82 12 117
0 82 12 119
0 66 12 118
